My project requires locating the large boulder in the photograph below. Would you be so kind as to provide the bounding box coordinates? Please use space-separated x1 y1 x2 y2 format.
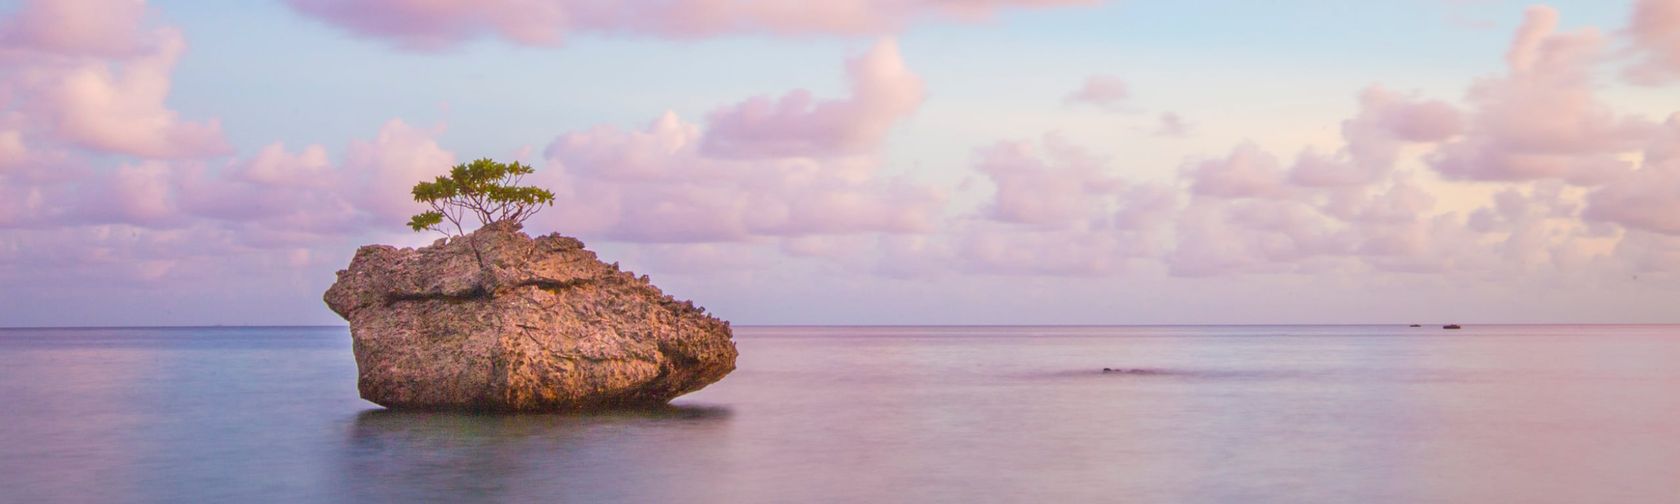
323 222 737 411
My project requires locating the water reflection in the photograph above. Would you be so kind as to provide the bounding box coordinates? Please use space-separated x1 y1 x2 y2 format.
6 326 1680 503
337 405 732 502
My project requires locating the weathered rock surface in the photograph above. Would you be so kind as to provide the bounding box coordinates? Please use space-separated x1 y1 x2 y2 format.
323 222 737 411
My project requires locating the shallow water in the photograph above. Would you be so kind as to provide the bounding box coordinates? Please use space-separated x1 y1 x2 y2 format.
3 325 1678 503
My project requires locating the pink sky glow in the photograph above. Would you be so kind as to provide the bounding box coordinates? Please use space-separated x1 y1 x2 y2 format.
1 0 1678 325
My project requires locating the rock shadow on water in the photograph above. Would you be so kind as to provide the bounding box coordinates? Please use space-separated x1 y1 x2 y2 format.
334 404 732 503
353 402 732 425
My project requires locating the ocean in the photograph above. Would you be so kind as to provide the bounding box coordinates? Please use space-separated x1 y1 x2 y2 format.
2 325 1677 503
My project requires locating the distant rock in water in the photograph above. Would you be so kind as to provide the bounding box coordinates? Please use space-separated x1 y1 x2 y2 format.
1101 368 1171 375
323 222 737 411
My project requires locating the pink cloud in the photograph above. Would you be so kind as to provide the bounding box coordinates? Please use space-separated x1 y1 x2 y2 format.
0 1 231 230
9 0 1676 311
1146 10 1650 281
701 39 923 159
1624 0 1680 85
1612 230 1680 273
0 220 356 292
972 136 1123 226
1429 6 1651 184
0 1 228 160
1164 171 1514 278
35 30 229 159
1167 197 1346 277
1358 214 1494 274
1112 184 1179 231
957 227 1132 276
622 242 771 275
0 129 31 168
941 135 1176 276
341 120 456 222
284 0 1097 49
1469 182 1578 233
1472 183 1607 270
236 143 336 189
531 40 943 244
1154 113 1191 137
1585 116 1680 235
0 0 148 57
176 120 454 235
1320 176 1437 225
543 110 943 243
1289 86 1462 187
1064 75 1128 108
4 114 455 239
1185 144 1292 199
77 161 178 226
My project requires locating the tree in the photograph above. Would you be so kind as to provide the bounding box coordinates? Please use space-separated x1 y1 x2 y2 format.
407 158 556 236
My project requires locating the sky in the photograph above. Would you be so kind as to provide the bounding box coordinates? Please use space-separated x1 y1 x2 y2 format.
1 0 1679 326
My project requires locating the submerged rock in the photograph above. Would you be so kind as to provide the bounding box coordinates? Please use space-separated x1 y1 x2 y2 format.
323 222 737 411
1101 367 1169 375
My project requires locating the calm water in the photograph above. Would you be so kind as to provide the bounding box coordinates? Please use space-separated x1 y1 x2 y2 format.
2 325 1678 503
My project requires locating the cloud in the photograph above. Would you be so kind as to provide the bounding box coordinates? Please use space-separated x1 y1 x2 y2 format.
176 120 454 235
0 0 228 160
284 0 1098 50
1429 6 1651 184
341 120 457 222
77 161 179 226
3 115 454 240
700 39 923 159
0 32 935 256
1612 230 1680 274
1585 115 1680 235
1154 113 1191 137
1624 0 1680 85
538 42 941 243
542 111 943 243
938 135 1176 276
1289 86 1462 187
972 135 1123 227
1185 144 1292 199
30 29 229 159
1064 75 1128 108
1167 197 1342 277
956 226 1133 276
0 0 148 57
0 0 230 232
1322 175 1438 225
1096 8 1664 280
9 0 1680 327
0 113 466 312
1468 182 1578 233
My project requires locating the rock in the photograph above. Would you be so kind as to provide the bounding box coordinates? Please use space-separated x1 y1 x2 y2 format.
1102 368 1161 375
323 222 737 411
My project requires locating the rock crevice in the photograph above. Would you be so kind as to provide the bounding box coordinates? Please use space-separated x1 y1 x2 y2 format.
324 222 737 411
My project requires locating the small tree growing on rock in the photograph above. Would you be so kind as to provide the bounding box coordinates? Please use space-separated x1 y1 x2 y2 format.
408 158 556 236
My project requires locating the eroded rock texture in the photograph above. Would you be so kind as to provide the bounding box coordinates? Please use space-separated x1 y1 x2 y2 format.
323 222 737 411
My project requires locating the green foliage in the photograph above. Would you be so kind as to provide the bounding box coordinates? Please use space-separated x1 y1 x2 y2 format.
408 158 556 235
